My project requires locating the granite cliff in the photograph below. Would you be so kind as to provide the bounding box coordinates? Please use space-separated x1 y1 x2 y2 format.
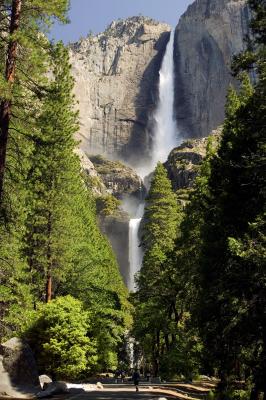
70 0 249 161
165 127 221 193
174 0 249 138
70 17 170 162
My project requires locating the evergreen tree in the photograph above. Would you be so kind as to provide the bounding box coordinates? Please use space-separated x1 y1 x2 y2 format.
22 42 80 303
196 3 266 393
0 0 69 207
133 163 182 376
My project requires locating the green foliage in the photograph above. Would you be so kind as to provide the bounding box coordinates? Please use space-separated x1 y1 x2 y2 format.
96 195 121 216
141 162 179 251
133 163 192 377
207 390 216 400
188 3 266 394
133 4 265 384
159 317 203 380
0 2 132 374
24 296 97 379
227 390 250 400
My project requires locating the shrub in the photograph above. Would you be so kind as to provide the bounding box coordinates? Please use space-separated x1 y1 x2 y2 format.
24 296 97 379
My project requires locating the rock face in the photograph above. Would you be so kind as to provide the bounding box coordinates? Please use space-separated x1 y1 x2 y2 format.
90 155 143 198
70 17 170 161
165 128 221 192
174 0 249 138
0 337 41 398
70 2 249 162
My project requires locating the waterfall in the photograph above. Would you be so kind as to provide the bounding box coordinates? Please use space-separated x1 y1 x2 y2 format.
128 204 144 292
151 29 177 167
128 30 178 291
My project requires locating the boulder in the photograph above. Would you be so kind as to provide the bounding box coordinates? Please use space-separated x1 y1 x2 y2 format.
37 382 69 398
96 382 104 390
39 375 52 389
0 337 41 398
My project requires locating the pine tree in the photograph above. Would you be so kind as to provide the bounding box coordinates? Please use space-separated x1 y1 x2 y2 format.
0 0 69 209
134 162 181 376
197 8 266 393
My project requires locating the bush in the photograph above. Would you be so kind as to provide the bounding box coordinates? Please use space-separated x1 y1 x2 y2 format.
24 296 97 379
228 390 250 400
96 195 121 216
207 390 216 400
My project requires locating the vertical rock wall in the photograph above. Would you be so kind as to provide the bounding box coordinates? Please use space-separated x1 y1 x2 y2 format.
174 0 249 138
70 17 171 162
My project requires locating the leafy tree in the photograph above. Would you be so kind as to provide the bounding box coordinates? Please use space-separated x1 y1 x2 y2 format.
24 296 97 379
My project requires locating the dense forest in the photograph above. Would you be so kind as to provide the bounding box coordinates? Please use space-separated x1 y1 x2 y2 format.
133 1 266 399
0 0 265 399
0 0 132 378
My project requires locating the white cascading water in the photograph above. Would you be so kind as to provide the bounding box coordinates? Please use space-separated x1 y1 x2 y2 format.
128 203 144 292
128 30 178 291
151 29 177 168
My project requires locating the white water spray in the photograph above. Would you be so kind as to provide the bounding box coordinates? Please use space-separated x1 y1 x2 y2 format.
128 204 144 291
128 30 178 291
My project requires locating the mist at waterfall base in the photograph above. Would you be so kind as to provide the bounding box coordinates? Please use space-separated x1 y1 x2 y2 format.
127 30 181 292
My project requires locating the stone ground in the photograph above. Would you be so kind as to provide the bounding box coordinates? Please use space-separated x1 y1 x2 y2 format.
51 382 215 400
56 387 179 400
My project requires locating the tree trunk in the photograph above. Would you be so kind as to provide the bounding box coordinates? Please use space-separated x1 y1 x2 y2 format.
250 386 260 400
164 334 170 351
45 273 52 303
0 0 22 203
45 211 52 302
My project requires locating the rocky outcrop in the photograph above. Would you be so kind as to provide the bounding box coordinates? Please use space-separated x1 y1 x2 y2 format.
0 337 41 398
89 155 143 198
165 128 221 192
70 17 170 162
174 0 249 138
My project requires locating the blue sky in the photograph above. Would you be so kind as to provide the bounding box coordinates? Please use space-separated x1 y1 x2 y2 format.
51 0 194 44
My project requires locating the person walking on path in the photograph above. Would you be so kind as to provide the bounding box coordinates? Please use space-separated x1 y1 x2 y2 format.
132 370 140 392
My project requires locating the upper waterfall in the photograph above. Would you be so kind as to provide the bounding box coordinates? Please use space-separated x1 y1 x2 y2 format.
151 30 178 168
136 29 180 179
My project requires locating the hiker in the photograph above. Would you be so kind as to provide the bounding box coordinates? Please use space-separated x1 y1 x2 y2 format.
132 369 140 392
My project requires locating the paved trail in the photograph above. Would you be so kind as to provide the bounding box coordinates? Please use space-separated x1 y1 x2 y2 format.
66 387 177 400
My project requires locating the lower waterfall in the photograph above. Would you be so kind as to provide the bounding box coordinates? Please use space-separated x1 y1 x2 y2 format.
128 218 142 292
128 204 144 291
